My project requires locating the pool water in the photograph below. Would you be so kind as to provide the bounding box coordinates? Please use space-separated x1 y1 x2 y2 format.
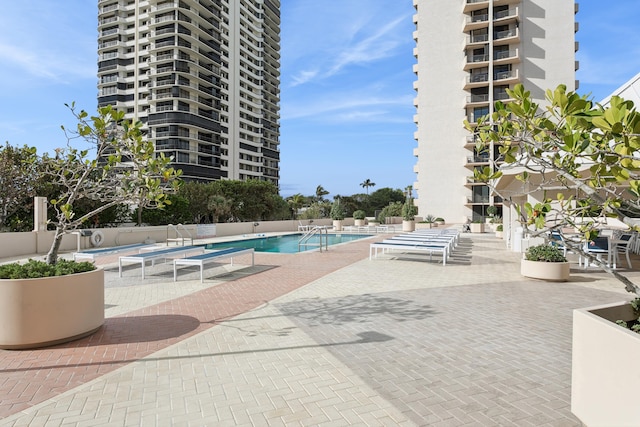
204 233 371 253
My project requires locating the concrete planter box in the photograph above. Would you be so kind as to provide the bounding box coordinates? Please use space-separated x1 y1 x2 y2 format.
572 301 640 426
495 231 504 239
354 219 365 227
469 223 485 233
0 268 104 349
520 259 570 281
402 220 415 232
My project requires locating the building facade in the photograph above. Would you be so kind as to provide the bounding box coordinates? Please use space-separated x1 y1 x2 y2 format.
412 0 578 223
97 0 281 184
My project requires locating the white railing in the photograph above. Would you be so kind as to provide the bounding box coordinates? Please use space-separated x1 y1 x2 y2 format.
167 224 194 246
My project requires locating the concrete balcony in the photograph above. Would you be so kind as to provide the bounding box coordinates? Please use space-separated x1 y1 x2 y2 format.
464 53 489 71
464 72 489 90
463 0 490 13
493 69 519 84
463 13 489 32
493 48 520 66
493 27 520 45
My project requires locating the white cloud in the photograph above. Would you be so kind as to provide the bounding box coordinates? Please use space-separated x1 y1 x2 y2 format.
326 16 409 77
282 3 414 87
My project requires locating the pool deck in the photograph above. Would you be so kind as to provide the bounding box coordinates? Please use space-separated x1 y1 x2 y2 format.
0 230 638 426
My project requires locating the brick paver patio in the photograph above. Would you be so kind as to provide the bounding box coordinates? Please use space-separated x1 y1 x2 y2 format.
0 232 636 426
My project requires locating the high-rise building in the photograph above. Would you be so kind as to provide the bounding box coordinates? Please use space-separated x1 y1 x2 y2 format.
412 0 578 223
97 0 281 184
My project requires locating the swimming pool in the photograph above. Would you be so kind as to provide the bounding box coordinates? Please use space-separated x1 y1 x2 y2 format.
204 233 372 253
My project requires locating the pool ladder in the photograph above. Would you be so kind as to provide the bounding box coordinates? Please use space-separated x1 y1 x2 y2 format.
298 226 329 252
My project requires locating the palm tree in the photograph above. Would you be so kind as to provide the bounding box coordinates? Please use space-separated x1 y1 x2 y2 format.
404 185 413 200
315 185 329 202
360 179 376 195
287 193 305 218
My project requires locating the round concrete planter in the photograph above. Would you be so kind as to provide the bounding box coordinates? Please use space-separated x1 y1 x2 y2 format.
402 220 415 232
0 268 104 349
354 219 365 227
572 301 640 426
520 259 570 281
332 220 343 231
469 223 485 233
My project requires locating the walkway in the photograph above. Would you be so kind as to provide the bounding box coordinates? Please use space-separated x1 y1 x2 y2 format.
0 232 636 426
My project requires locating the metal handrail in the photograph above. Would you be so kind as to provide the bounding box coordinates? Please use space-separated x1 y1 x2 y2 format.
298 226 329 252
167 223 193 246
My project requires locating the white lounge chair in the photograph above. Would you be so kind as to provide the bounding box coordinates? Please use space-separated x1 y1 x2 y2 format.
173 248 255 282
118 246 204 279
370 240 449 265
73 242 157 262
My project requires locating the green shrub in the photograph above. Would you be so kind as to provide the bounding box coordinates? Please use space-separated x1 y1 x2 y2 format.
353 210 366 220
0 259 96 279
402 200 417 221
524 244 566 263
496 224 503 231
330 199 345 220
616 298 640 334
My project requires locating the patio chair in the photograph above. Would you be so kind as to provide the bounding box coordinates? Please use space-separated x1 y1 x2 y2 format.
611 233 635 269
581 236 611 269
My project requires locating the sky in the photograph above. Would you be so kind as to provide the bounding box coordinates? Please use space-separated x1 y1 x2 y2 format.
0 1 639 200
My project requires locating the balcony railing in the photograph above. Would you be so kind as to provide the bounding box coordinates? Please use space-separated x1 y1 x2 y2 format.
467 73 489 84
495 28 517 40
494 70 517 81
494 49 518 60
467 53 489 63
494 92 511 101
467 13 488 23
468 94 489 103
469 33 489 43
467 156 490 163
494 8 518 20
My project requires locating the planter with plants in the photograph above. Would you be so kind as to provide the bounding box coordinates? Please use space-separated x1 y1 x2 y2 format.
0 260 104 349
520 244 570 281
0 105 180 349
353 210 366 227
486 205 498 224
416 214 436 229
401 198 418 232
330 198 345 231
435 217 445 226
495 224 504 239
469 220 485 233
572 298 640 426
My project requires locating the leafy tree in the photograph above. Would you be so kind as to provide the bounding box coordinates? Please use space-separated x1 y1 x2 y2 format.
368 187 405 215
138 195 190 225
468 84 640 294
42 104 181 264
0 143 38 229
377 201 403 224
265 194 293 220
360 178 376 194
177 181 214 224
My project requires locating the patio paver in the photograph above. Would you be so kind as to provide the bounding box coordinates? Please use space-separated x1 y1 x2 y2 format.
0 231 636 426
